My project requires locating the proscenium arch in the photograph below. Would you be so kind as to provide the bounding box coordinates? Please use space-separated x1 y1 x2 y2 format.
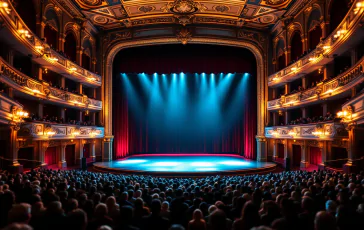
103 37 268 160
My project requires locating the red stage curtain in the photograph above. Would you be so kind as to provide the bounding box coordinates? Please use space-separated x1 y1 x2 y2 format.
310 147 322 165
113 45 257 159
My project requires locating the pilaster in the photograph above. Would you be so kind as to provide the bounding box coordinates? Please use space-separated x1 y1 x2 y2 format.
102 136 114 162
90 140 96 162
300 140 309 168
38 140 49 167
8 124 23 173
318 141 327 170
343 124 358 173
58 141 67 168
272 139 278 161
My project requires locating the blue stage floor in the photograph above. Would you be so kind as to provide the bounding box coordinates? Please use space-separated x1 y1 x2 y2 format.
93 154 276 175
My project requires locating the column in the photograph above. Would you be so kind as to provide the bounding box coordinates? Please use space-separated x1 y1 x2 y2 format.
58 141 67 168
75 139 84 166
351 88 357 98
323 64 334 80
285 111 290 125
351 48 358 66
302 77 308 90
58 33 65 52
7 49 14 66
272 140 278 161
343 124 358 173
284 83 290 95
60 77 66 89
37 66 43 81
90 140 96 162
300 140 309 168
76 46 82 66
284 140 292 170
91 112 96 126
322 103 328 116
318 141 327 170
301 107 307 118
60 108 65 121
102 137 114 161
8 124 23 173
36 18 45 39
302 35 308 54
38 141 49 167
256 136 267 162
91 58 97 73
273 112 279 126
77 83 83 95
320 21 329 39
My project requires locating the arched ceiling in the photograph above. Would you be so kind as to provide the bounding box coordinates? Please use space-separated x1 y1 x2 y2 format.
69 0 299 30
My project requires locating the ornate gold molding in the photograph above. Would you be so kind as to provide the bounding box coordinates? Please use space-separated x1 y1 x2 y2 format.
103 36 267 144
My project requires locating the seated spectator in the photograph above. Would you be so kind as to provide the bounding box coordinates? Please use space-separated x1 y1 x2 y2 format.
188 209 206 230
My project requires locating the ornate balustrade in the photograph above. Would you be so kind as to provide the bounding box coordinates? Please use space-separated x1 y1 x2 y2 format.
18 122 104 140
268 57 364 110
0 0 101 87
0 92 23 124
265 122 347 140
0 57 102 111
268 0 364 87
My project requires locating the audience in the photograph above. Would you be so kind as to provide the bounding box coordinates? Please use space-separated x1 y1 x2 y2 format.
0 169 363 230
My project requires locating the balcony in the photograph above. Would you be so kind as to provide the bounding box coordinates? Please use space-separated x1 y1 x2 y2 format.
0 57 102 111
265 122 347 140
268 57 364 110
0 0 101 87
0 92 23 124
268 0 364 87
18 122 104 140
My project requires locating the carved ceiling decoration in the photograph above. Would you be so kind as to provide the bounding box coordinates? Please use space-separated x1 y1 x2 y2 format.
69 0 301 30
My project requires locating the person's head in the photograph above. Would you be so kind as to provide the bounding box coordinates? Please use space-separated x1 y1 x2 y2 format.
67 209 87 230
46 201 63 215
314 211 337 230
169 224 185 230
98 226 112 230
2 223 33 230
105 196 117 210
325 200 337 214
94 203 108 218
8 203 32 224
208 205 217 214
150 199 162 215
162 201 169 211
192 209 203 220
120 205 133 224
208 210 226 230
121 191 128 201
301 196 315 212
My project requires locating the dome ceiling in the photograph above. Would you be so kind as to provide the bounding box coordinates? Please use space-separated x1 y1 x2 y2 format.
70 0 299 30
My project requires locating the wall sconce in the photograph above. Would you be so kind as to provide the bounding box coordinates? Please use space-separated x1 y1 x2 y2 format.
288 130 297 137
312 130 323 136
69 67 77 72
46 131 56 138
49 57 58 62
32 89 40 95
337 106 353 121
72 131 80 137
0 1 11 14
334 29 347 39
18 29 31 38
291 67 297 72
322 46 330 51
13 108 29 123
271 129 279 137
354 2 364 14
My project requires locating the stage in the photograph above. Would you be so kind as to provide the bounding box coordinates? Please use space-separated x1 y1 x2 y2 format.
93 154 276 176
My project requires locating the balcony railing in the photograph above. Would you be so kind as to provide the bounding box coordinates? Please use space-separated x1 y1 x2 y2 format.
0 57 102 111
268 57 364 110
0 92 23 124
18 122 104 140
265 122 347 140
0 0 101 87
268 0 364 87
